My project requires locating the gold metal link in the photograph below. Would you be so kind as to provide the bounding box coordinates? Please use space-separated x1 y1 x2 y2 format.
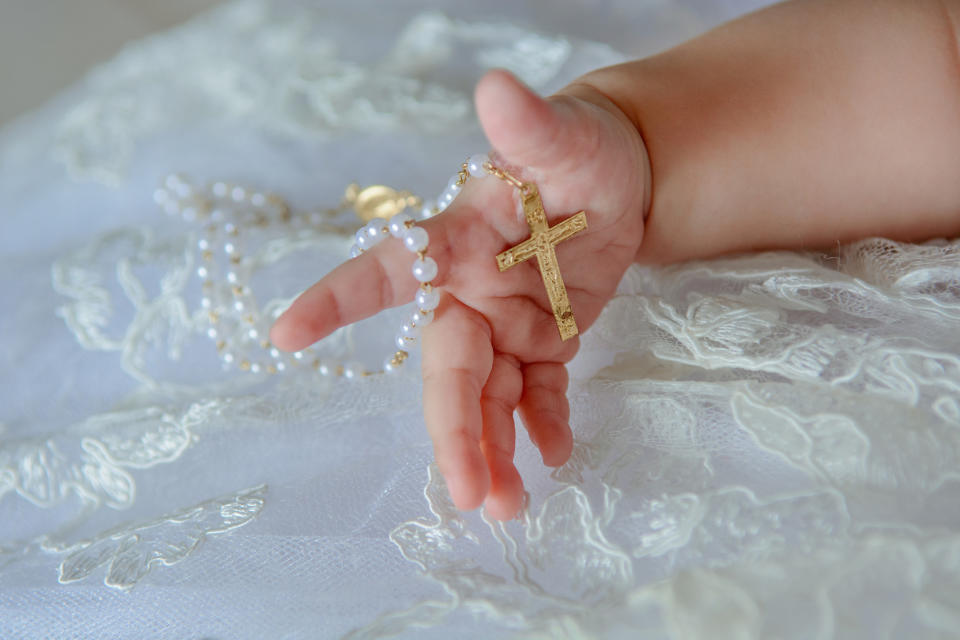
482 161 527 190
455 162 471 187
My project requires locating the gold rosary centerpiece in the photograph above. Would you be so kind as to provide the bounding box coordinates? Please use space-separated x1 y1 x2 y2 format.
490 167 588 341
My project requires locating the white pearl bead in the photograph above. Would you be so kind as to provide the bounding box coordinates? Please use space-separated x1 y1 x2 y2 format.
231 186 247 202
153 188 169 205
222 352 235 364
365 220 388 245
269 348 281 359
182 206 198 222
343 361 364 379
350 245 362 259
250 192 267 207
317 360 334 376
402 227 429 252
388 354 407 372
247 328 259 340
416 288 440 311
355 231 370 249
212 182 229 198
210 208 226 223
197 266 210 279
206 327 219 339
250 362 261 374
165 174 183 190
401 321 419 339
467 154 489 177
164 201 181 216
197 237 211 251
419 201 435 220
233 300 246 312
389 213 413 237
446 175 462 195
412 309 434 327
293 351 305 360
412 257 438 282
275 361 286 372
438 188 456 209
396 333 414 349
200 297 212 309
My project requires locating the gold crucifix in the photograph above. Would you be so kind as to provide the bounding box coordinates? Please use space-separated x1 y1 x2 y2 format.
496 184 587 341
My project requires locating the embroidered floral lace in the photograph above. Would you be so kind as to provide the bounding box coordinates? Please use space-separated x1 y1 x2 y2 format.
1 1 957 638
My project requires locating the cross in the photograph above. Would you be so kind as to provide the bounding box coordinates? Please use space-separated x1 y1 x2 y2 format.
496 184 587 341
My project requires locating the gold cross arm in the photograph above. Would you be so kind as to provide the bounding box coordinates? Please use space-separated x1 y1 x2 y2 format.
495 184 587 341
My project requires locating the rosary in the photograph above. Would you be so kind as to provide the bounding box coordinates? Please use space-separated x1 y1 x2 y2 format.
155 154 588 379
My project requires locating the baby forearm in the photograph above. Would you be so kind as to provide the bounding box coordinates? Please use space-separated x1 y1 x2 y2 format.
575 0 960 263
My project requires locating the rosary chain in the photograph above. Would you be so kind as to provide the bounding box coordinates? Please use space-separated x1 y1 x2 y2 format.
156 152 522 381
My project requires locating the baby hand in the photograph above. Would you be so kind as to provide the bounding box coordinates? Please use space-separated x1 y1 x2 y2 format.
270 70 650 519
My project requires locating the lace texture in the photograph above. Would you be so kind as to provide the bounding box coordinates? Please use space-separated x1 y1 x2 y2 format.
1 1 958 638
52 1 618 186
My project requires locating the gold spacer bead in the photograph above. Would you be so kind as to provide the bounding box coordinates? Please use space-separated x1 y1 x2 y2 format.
216 340 226 352
260 340 270 349
202 250 214 261
267 365 277 374
456 164 470 186
343 183 361 203
239 360 251 371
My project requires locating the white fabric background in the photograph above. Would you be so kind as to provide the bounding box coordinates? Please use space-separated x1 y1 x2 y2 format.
2 1 959 638
0 0 223 127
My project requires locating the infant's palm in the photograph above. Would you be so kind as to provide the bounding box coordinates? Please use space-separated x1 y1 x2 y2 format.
271 71 648 519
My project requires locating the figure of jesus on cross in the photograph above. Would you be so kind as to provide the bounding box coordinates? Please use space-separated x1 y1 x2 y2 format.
496 184 588 341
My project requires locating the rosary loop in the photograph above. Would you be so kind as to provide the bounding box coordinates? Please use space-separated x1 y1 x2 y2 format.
155 152 587 381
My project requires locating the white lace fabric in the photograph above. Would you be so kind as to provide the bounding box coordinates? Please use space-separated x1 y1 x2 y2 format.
2 1 959 638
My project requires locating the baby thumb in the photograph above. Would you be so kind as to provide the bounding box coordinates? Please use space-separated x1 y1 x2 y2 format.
475 69 574 171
